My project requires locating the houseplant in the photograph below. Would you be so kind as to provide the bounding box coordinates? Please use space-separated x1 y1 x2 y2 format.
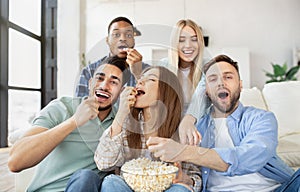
264 62 300 84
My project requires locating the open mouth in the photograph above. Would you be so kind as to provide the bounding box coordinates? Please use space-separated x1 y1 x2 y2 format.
95 90 110 99
183 50 194 54
118 45 128 50
218 92 229 99
136 89 145 96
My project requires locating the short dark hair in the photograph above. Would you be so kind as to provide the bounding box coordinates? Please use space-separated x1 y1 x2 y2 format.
203 54 240 77
107 16 133 34
101 56 131 86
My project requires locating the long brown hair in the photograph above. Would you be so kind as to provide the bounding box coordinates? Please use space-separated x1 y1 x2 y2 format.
126 66 184 150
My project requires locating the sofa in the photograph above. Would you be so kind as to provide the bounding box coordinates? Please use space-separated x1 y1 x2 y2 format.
12 81 300 191
240 81 300 170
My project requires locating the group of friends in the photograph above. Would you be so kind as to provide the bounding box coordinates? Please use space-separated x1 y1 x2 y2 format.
8 16 300 192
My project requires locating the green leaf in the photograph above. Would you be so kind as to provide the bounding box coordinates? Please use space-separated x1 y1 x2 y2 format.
286 66 300 80
265 62 298 84
272 64 286 77
265 72 275 78
282 63 288 72
266 79 278 84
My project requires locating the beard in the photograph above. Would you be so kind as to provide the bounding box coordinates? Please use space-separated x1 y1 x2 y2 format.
208 87 241 115
98 104 112 111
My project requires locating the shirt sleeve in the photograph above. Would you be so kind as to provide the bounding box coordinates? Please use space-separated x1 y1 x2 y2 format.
181 162 202 191
32 99 71 129
185 74 209 122
94 126 125 171
75 65 92 97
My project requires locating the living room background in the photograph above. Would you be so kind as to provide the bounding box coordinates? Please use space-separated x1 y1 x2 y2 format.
57 0 300 97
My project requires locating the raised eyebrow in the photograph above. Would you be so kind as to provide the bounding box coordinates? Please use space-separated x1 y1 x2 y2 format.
110 75 121 82
95 72 105 77
95 72 121 82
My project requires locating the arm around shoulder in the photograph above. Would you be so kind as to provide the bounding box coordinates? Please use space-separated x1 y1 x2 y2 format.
181 145 229 172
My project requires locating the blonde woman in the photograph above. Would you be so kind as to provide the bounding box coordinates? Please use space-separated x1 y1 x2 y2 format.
160 19 211 145
160 19 210 114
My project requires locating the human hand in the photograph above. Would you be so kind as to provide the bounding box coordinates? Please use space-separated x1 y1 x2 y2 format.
125 48 143 80
179 115 202 146
119 86 137 114
72 96 99 127
115 86 137 124
110 87 137 137
147 137 188 162
173 162 194 188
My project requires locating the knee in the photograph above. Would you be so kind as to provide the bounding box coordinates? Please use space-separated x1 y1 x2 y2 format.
102 174 121 185
71 169 99 182
166 183 192 192
66 169 101 192
101 174 126 190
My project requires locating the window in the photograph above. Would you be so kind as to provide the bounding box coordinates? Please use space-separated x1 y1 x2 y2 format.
0 0 57 147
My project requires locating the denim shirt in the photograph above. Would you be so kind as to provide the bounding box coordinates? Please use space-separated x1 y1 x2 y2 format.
196 102 295 192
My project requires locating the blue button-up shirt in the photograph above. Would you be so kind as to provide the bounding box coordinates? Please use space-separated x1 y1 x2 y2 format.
196 102 295 192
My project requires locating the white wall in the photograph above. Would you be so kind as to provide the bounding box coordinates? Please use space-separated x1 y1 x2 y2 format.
57 0 300 95
57 0 81 97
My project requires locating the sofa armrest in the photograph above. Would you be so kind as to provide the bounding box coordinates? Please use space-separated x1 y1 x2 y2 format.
15 166 36 192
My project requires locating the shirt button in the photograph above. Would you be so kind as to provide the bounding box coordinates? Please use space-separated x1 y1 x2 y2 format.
204 171 208 174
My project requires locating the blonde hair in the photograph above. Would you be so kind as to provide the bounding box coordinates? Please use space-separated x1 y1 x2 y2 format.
169 19 205 90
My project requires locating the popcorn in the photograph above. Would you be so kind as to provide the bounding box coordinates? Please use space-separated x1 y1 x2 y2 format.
121 158 178 192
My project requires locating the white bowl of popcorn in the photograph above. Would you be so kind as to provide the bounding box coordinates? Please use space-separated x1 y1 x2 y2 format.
121 158 178 192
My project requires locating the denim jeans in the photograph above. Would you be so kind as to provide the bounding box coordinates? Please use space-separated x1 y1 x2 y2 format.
65 169 113 192
274 168 300 192
100 174 192 192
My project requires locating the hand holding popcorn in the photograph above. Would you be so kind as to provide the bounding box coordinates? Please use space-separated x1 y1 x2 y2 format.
147 137 188 162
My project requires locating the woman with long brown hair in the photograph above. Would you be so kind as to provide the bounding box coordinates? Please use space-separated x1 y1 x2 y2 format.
94 66 201 191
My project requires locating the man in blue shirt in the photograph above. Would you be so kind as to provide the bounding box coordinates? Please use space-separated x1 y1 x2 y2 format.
147 55 300 191
75 16 149 97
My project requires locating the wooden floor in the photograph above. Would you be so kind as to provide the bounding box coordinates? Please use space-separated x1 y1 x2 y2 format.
0 148 15 192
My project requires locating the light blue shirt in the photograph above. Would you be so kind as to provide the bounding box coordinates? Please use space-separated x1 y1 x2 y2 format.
185 74 208 118
27 97 116 192
196 103 295 192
